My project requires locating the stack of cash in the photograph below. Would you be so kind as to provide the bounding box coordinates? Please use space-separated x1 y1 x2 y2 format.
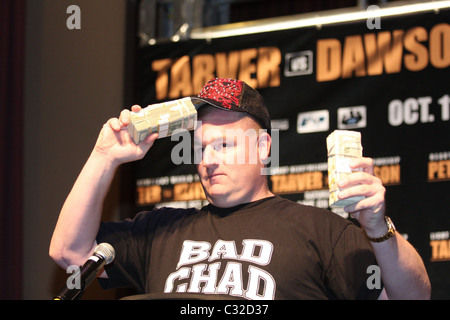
128 97 198 144
327 130 364 208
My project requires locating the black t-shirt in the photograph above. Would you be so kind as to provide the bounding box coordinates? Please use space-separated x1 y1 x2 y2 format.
96 195 382 300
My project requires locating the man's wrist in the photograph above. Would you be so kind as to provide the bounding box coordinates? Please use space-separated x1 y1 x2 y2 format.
90 148 121 170
362 216 396 243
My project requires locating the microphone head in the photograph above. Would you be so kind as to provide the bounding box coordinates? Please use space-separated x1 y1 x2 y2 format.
94 243 115 265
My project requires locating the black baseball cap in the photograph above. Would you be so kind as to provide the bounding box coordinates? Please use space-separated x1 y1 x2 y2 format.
191 78 271 132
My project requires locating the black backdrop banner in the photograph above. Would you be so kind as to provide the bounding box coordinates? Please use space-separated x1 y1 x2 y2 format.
134 9 450 299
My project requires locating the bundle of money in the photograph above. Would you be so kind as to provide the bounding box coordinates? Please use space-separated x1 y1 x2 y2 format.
326 130 364 208
128 97 198 144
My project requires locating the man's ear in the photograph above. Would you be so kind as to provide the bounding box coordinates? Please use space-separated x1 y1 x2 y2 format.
258 131 272 164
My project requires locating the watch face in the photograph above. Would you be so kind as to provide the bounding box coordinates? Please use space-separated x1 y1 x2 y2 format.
386 217 396 232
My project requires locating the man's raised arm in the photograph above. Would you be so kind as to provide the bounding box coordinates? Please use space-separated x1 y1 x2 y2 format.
339 157 431 300
49 106 157 270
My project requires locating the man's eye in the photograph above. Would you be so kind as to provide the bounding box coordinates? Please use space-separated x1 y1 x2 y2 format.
194 147 205 153
215 143 231 151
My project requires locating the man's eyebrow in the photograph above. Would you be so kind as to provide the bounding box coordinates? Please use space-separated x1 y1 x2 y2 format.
194 129 226 146
194 136 226 147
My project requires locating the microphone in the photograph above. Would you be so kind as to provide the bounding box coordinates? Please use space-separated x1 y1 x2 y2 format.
53 243 115 300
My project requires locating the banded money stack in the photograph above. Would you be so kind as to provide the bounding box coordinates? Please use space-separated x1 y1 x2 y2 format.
128 97 198 144
327 130 364 208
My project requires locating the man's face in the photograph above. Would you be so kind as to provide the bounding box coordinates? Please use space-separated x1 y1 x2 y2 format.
194 108 270 208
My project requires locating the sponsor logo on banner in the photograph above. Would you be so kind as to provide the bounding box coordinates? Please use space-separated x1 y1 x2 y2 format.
284 51 313 77
337 106 367 129
270 118 289 131
430 231 450 262
428 151 450 182
297 110 329 133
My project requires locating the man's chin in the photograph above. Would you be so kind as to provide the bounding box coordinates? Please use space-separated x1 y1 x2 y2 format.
207 186 228 199
205 187 232 207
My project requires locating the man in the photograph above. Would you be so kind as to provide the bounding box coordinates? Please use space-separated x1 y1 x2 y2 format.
50 78 430 299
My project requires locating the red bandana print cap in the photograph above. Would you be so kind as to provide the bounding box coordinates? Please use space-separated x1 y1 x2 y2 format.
191 78 271 131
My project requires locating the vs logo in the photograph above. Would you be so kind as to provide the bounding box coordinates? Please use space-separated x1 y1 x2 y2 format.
285 51 313 77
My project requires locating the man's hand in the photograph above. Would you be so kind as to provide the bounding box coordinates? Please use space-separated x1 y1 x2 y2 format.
338 157 431 299
337 157 387 237
93 105 158 166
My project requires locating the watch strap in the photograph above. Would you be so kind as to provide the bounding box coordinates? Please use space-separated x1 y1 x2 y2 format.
362 216 396 243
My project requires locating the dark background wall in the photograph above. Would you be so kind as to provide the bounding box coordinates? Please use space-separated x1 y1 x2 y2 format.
22 0 129 299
